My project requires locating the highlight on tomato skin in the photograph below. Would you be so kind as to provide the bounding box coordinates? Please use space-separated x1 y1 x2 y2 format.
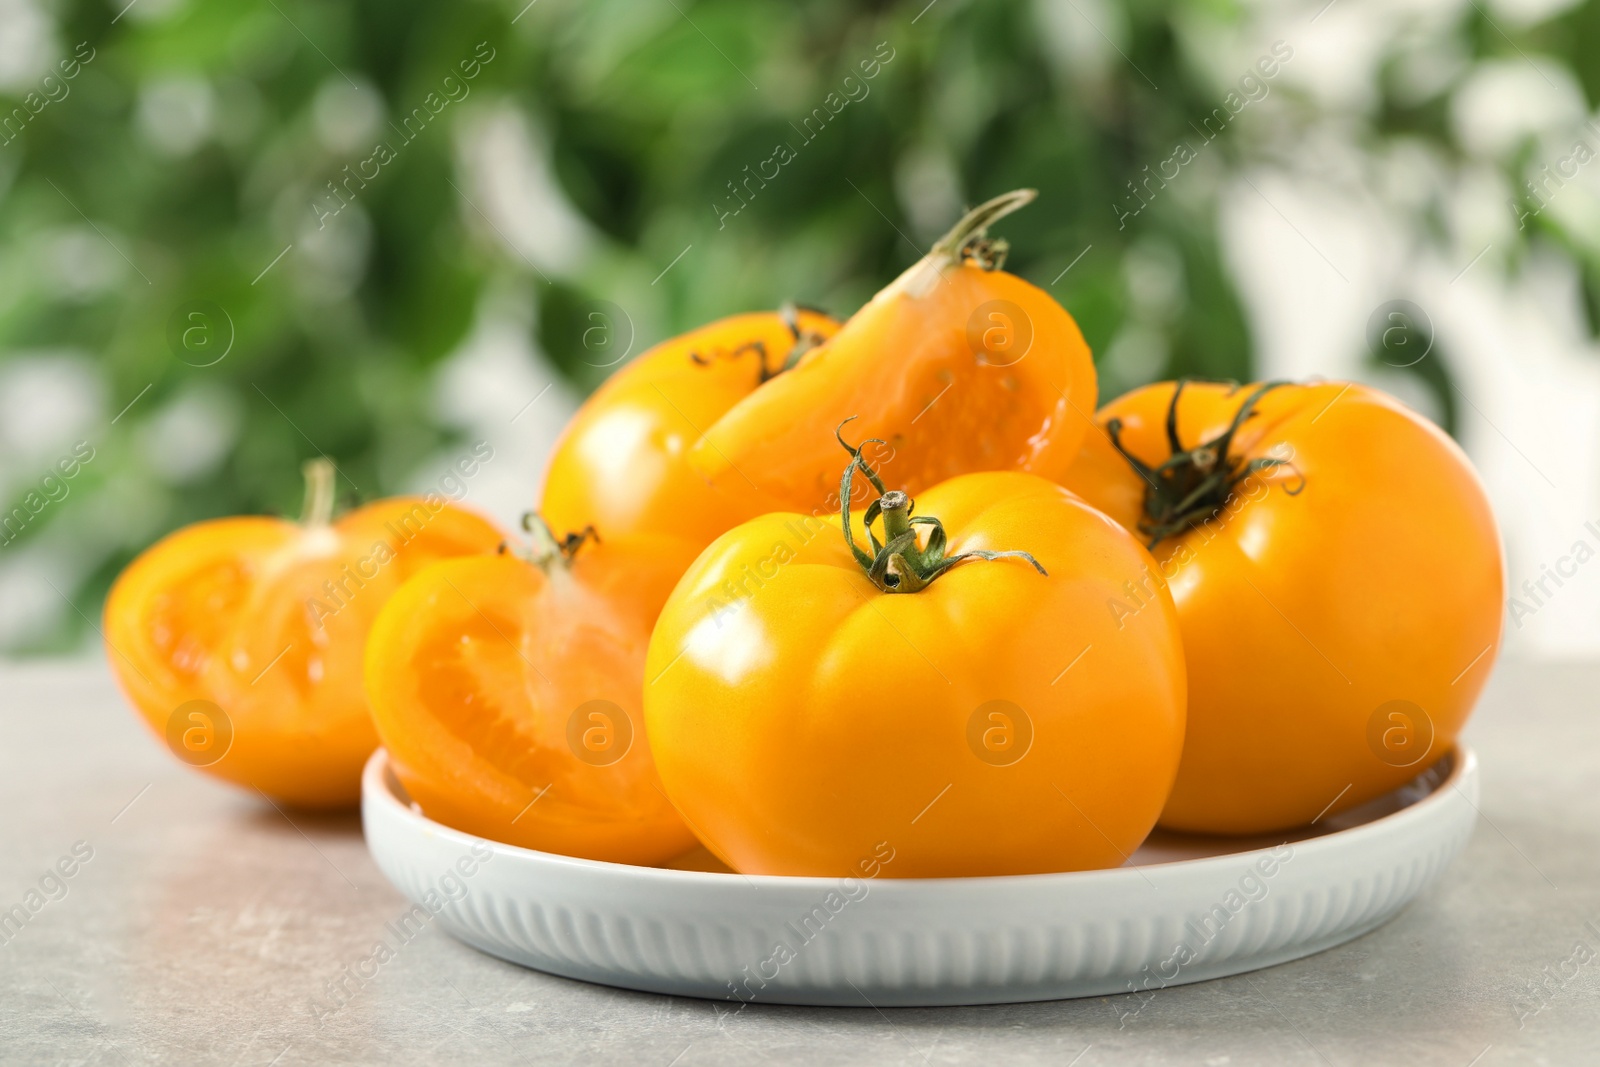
1060 378 1505 835
362 520 701 866
643 436 1186 878
539 306 840 554
103 459 505 809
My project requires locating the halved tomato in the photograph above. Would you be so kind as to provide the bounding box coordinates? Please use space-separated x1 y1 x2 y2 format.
364 522 700 865
105 459 503 807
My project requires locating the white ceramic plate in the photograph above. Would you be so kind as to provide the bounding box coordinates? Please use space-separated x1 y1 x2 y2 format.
362 747 1477 1007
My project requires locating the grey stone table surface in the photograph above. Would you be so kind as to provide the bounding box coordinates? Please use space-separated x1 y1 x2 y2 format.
1 658 1596 1066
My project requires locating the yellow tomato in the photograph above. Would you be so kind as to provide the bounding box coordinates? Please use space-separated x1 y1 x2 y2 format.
1061 380 1505 833
643 435 1186 877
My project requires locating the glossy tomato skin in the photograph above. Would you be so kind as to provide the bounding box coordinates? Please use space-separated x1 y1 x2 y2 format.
540 309 839 551
1063 381 1505 834
104 497 504 808
643 472 1186 878
364 534 701 865
689 261 1099 517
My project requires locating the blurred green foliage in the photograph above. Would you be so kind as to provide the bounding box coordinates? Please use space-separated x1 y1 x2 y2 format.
0 0 1591 650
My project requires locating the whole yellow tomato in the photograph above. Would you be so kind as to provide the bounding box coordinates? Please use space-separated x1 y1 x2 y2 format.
644 434 1186 877
1061 380 1505 834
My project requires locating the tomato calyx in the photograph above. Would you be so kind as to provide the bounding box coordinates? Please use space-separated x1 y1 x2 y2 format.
775 301 830 376
931 188 1037 272
299 458 337 528
686 302 832 384
688 337 775 381
834 420 1047 594
1105 379 1304 548
503 513 599 573
892 189 1036 299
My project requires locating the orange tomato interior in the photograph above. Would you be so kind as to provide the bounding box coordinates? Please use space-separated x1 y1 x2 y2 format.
690 211 1098 516
104 496 503 808
364 534 701 865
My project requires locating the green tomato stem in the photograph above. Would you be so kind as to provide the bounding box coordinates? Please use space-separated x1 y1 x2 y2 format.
518 513 599 572
929 189 1037 265
299 458 337 528
833 418 1047 594
877 491 914 542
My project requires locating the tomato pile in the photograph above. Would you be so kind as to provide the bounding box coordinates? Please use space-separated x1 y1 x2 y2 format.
106 190 1505 877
